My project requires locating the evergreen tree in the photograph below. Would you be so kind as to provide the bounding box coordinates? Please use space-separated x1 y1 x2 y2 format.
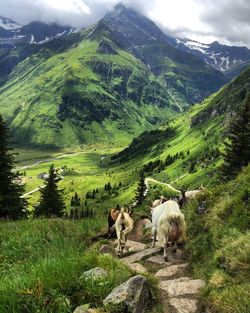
135 171 147 205
0 115 27 219
36 164 65 217
221 94 250 180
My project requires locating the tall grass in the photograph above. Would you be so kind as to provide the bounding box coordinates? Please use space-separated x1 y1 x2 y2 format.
0 218 133 312
185 166 250 313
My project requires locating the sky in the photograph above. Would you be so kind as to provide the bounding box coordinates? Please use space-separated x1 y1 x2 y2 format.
0 0 250 47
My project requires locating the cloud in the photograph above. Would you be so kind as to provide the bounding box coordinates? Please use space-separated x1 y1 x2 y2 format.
198 0 250 46
0 0 249 47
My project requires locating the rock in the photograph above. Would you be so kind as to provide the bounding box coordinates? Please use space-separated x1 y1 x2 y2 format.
147 255 172 265
73 307 100 313
73 305 89 313
169 298 198 313
127 240 146 252
103 275 151 313
129 263 147 274
159 277 206 297
81 267 107 281
141 218 152 229
100 244 112 254
155 263 188 278
122 247 161 264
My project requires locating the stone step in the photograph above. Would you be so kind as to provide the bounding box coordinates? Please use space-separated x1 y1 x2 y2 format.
155 263 189 279
147 250 184 264
159 277 206 297
128 263 147 274
169 298 198 313
122 247 162 264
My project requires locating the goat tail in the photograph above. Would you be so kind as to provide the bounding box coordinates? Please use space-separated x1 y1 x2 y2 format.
168 212 187 243
120 207 125 219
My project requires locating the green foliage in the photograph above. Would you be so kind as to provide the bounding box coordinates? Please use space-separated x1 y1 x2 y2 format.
112 127 176 162
135 171 147 205
220 93 250 180
36 164 65 217
0 218 106 312
0 114 27 219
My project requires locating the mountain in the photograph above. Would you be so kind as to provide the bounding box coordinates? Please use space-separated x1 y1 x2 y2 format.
0 18 72 46
0 5 234 148
104 4 227 105
0 15 21 31
0 22 180 148
176 38 250 79
112 66 250 188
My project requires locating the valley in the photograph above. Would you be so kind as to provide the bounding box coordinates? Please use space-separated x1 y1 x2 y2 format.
0 2 249 313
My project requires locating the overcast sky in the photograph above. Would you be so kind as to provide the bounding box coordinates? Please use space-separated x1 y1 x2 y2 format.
0 0 250 47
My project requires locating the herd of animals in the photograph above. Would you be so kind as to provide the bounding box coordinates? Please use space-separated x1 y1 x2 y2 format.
107 187 204 261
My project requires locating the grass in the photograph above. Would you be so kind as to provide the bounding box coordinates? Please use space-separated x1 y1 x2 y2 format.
184 165 250 313
0 218 136 313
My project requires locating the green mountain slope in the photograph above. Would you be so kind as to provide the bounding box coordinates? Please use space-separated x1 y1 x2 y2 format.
0 6 229 148
112 67 250 188
0 24 178 148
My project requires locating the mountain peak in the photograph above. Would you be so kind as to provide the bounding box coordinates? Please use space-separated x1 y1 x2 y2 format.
113 3 127 12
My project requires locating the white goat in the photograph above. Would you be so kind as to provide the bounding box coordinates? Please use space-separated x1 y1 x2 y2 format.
151 200 186 261
152 196 168 208
114 208 134 256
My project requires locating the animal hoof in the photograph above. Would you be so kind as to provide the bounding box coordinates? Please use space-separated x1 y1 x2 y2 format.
164 256 168 262
172 248 177 253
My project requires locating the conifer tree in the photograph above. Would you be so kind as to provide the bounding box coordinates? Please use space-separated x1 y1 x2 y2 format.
0 115 27 219
135 171 147 205
36 164 65 217
221 94 250 180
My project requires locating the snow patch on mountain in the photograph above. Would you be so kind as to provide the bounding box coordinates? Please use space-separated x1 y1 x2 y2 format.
0 16 21 30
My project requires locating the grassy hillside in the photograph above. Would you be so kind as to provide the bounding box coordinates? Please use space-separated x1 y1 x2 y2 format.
185 165 250 313
0 22 179 148
112 67 250 189
0 8 229 148
0 218 135 313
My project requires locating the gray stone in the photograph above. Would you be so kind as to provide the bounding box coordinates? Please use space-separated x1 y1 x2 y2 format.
129 263 147 274
81 267 107 280
159 277 205 297
169 298 198 313
147 255 172 265
100 244 112 254
126 240 147 252
122 247 161 264
155 263 188 278
103 275 151 313
73 305 89 313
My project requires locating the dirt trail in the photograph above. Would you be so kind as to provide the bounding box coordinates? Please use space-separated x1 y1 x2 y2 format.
145 178 181 193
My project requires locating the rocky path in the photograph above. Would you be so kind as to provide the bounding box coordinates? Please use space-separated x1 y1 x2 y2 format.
120 221 206 313
122 241 205 313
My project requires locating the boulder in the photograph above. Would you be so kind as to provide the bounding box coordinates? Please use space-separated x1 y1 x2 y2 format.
81 267 107 281
103 275 151 313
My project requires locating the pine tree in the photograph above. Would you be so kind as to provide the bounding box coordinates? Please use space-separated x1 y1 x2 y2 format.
220 94 250 180
36 164 65 217
135 171 147 205
0 115 27 219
